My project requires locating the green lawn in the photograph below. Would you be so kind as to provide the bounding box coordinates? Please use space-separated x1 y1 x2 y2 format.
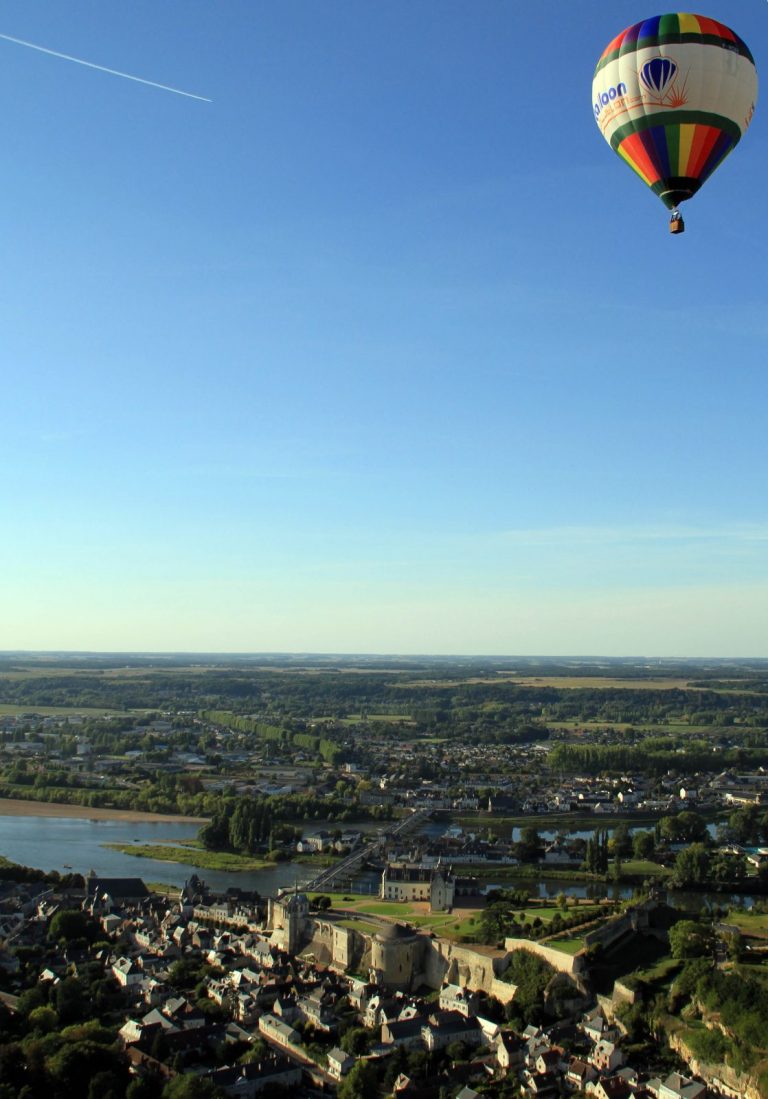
545 938 585 955
146 882 182 897
620 859 672 878
631 957 681 986
294 853 337 867
337 918 382 934
724 910 768 938
400 912 479 938
308 892 483 942
492 902 603 928
338 901 423 917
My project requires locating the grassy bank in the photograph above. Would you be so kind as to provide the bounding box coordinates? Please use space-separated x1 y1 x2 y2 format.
103 841 275 872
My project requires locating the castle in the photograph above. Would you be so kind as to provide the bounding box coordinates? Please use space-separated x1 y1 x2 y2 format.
267 888 518 999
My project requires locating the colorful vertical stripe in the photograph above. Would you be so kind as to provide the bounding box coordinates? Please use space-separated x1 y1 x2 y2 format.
595 12 752 73
616 123 736 198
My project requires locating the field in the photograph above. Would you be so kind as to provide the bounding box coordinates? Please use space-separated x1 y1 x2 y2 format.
399 674 756 693
400 676 701 690
548 720 718 734
337 714 417 726
0 703 132 717
0 665 212 679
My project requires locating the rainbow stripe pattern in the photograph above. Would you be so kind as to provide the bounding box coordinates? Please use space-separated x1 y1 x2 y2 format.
595 13 754 70
592 13 757 211
617 122 736 203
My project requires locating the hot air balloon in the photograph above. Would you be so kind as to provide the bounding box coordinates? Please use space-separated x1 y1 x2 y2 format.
592 13 758 233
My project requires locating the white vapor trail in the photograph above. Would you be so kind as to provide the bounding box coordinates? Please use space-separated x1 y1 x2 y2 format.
0 32 212 102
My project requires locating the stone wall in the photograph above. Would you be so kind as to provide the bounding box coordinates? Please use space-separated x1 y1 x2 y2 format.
304 919 364 972
489 977 518 1005
583 899 667 952
418 938 512 997
504 938 585 976
302 915 517 998
611 981 638 1007
300 915 587 1003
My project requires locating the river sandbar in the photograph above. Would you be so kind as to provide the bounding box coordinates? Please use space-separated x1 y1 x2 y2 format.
0 797 208 824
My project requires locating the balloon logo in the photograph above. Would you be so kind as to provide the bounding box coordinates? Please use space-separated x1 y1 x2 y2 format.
639 57 678 96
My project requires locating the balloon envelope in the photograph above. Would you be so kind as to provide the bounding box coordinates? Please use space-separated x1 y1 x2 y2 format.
592 13 758 209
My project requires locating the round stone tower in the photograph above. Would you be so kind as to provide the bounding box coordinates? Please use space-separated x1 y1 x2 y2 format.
369 922 422 991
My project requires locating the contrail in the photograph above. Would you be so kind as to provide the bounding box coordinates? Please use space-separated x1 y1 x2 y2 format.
0 31 212 102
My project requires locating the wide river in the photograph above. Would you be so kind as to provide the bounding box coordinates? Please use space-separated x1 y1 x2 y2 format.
0 813 754 909
0 814 317 895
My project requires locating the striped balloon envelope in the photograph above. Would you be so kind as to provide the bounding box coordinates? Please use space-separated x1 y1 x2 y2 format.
592 14 758 217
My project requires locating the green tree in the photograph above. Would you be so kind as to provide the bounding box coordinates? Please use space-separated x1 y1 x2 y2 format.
673 843 711 887
517 827 542 862
55 977 87 1024
503 950 554 1027
610 822 633 858
445 1039 468 1062
340 1027 370 1055
47 1040 128 1092
632 830 655 859
27 1006 58 1034
48 909 90 944
17 987 46 1016
162 1076 226 1099
669 920 714 960
658 811 708 845
337 1059 378 1099
87 1071 125 1099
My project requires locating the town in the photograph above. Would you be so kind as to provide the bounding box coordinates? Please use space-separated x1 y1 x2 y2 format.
2 654 768 1097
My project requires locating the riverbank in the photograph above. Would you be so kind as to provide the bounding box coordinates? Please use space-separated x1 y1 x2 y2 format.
0 797 208 824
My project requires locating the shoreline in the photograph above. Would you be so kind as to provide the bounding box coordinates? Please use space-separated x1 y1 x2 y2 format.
0 797 209 824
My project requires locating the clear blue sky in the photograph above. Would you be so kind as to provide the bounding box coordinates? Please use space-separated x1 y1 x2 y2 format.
2 1 767 656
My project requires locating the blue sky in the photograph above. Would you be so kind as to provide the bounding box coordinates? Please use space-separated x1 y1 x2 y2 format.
1 1 767 656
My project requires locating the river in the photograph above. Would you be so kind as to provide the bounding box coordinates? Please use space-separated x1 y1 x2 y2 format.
0 813 756 909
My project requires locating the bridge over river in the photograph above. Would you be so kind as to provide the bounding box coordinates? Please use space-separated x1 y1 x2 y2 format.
299 808 431 892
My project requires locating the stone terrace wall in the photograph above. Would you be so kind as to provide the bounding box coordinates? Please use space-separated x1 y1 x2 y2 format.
419 938 515 995
503 938 585 976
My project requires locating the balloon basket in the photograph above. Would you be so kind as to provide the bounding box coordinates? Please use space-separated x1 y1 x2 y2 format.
669 215 685 235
